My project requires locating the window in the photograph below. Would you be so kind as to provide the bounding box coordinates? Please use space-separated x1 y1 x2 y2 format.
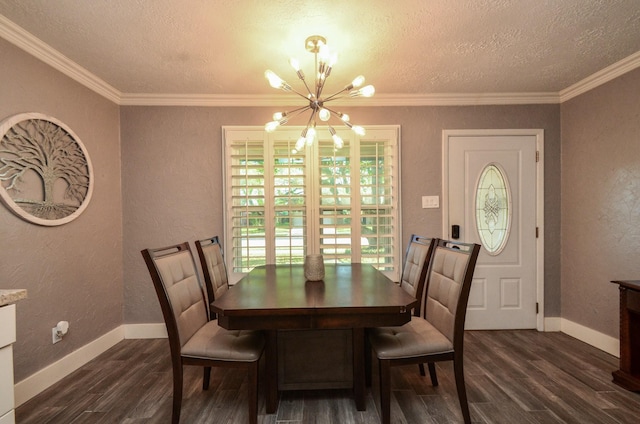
223 126 401 282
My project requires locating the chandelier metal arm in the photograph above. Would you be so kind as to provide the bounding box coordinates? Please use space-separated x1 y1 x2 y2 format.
286 105 313 121
315 71 331 100
298 75 315 99
321 87 349 103
313 51 321 99
305 108 317 128
289 86 314 101
279 104 312 118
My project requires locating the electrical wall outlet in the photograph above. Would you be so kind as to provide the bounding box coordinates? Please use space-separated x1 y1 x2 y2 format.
52 327 62 344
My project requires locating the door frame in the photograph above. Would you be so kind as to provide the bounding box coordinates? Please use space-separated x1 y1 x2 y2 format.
442 129 545 331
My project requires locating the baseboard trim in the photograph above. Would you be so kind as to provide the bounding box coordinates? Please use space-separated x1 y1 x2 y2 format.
14 326 124 407
123 323 167 339
560 318 620 358
543 317 562 332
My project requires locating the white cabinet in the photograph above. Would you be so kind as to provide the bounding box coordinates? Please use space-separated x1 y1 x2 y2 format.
0 304 16 424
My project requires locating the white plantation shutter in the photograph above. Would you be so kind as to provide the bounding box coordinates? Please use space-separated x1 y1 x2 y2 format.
272 135 308 265
317 136 353 263
223 126 401 283
359 135 397 272
227 132 267 274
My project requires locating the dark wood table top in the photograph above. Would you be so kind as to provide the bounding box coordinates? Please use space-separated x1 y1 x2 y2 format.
212 263 418 330
612 280 640 291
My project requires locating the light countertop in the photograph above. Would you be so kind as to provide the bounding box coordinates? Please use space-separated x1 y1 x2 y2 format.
0 289 27 306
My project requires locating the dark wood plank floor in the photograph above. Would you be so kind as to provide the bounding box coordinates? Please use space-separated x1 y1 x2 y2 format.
16 330 640 423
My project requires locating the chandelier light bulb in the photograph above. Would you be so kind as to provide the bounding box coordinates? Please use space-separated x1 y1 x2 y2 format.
295 136 306 151
324 53 337 78
306 127 316 145
318 43 330 64
328 126 344 149
351 75 365 88
273 112 284 120
352 125 366 136
265 70 281 87
265 70 290 91
318 108 331 121
350 84 375 98
338 112 350 123
360 85 375 97
265 121 279 132
289 57 300 71
333 134 344 149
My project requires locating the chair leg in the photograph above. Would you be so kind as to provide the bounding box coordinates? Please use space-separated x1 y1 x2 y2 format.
418 363 425 376
248 361 259 424
379 359 392 424
171 363 184 424
202 366 211 390
428 362 439 386
453 358 471 424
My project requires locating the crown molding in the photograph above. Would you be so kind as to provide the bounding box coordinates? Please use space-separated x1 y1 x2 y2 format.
1 14 638 107
0 15 121 103
119 92 561 107
119 93 298 107
559 51 640 102
366 92 561 106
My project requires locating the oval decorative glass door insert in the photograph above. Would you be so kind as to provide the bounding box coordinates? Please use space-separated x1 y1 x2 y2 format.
475 163 511 255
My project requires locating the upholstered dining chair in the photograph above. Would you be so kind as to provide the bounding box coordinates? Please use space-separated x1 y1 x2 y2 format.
365 235 437 386
195 235 229 319
141 242 264 424
399 235 437 317
368 239 481 424
399 235 438 378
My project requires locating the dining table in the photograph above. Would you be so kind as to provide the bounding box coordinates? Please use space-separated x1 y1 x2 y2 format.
211 263 418 414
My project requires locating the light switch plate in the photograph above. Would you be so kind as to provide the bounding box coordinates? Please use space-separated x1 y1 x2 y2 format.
422 195 439 209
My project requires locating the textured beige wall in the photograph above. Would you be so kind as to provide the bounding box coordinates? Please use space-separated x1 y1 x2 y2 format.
0 39 123 381
561 67 640 337
121 103 561 324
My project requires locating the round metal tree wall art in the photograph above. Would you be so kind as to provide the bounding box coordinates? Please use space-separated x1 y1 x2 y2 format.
0 113 94 226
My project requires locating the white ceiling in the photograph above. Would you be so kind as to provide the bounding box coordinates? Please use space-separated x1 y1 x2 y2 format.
1 0 640 105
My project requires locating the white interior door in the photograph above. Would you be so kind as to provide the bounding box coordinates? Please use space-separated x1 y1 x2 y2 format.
443 129 543 330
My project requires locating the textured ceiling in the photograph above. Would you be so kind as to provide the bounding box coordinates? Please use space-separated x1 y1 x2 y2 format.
1 0 640 101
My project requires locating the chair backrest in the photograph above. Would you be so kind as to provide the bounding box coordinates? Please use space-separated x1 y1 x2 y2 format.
141 242 209 356
399 235 437 316
422 239 480 348
195 236 229 309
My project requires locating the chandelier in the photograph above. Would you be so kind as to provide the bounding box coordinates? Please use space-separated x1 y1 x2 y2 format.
264 35 375 151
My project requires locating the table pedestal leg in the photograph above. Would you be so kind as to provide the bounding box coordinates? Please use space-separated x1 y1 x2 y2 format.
353 327 366 411
265 330 279 413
